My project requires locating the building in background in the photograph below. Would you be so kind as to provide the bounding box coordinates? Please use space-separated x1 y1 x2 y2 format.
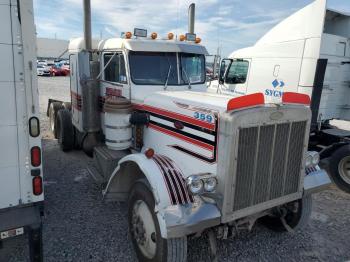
37 38 69 60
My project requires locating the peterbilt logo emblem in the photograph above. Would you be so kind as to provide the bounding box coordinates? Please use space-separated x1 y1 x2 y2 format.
270 111 284 120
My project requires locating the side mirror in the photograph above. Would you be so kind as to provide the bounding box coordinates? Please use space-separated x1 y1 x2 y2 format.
219 59 231 84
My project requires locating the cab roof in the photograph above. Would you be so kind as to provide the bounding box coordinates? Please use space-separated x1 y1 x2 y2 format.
68 37 208 55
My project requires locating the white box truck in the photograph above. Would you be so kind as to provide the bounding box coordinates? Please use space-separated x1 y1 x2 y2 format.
0 1 43 261
209 0 350 193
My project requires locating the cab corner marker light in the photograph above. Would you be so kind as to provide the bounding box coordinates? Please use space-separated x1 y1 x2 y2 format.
195 37 201 44
125 32 132 39
168 32 174 40
282 92 311 105
151 32 158 39
179 34 186 41
145 148 155 159
227 93 265 111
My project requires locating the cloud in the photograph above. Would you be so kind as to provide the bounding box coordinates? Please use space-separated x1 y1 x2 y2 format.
34 0 350 56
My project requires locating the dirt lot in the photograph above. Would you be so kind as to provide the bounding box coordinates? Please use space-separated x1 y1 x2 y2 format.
0 77 349 262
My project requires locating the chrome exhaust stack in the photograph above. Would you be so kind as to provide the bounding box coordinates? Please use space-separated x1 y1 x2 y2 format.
188 3 195 34
81 0 100 155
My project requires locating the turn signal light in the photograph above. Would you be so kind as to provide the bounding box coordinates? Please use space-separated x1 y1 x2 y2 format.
125 32 132 39
227 93 265 111
145 148 155 159
31 146 41 167
168 33 174 40
32 176 43 196
195 37 201 44
179 34 186 41
151 32 158 39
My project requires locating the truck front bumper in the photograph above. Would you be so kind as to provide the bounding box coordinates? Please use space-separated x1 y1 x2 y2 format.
157 199 221 239
304 167 332 195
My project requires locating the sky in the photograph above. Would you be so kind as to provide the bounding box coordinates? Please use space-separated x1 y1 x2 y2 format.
33 0 350 56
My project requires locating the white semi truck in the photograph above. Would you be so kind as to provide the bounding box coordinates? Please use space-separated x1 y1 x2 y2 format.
48 2 331 261
209 0 350 194
0 0 43 261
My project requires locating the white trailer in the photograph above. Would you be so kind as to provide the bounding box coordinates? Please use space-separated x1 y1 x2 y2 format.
48 2 330 261
0 1 43 261
209 0 350 193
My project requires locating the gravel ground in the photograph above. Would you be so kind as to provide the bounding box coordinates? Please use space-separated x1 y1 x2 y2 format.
0 77 349 262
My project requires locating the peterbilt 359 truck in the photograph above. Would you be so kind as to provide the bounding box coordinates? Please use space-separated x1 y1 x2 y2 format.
0 0 43 261
47 2 331 261
209 0 350 194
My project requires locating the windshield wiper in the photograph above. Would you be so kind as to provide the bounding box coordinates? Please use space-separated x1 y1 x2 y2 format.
164 65 172 90
182 68 192 89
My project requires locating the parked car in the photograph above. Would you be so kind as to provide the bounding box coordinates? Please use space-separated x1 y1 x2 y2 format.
49 65 67 76
61 64 70 76
37 64 51 76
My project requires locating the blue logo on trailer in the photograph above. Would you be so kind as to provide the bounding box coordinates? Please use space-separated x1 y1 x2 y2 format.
265 79 285 97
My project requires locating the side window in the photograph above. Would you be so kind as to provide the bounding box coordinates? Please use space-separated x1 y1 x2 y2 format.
104 53 127 83
226 60 249 84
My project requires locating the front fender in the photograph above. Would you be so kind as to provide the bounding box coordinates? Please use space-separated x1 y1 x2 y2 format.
304 166 332 195
103 153 202 238
103 153 172 210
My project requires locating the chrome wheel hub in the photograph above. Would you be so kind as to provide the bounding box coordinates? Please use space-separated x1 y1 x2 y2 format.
131 200 157 259
338 156 350 185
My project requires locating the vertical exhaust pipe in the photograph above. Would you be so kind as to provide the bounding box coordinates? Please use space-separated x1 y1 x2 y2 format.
188 3 195 34
83 0 92 50
81 0 100 156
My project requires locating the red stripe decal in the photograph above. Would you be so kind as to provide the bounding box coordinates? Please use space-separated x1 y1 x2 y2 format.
161 155 194 203
282 92 311 105
134 104 215 131
148 123 214 151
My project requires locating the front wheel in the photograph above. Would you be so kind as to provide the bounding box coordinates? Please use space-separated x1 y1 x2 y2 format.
329 145 350 194
128 181 187 262
260 194 312 232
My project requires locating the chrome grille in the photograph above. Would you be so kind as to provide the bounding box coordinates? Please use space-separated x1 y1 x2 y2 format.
233 121 307 212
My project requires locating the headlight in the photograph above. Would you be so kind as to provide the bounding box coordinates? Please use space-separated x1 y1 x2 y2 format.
311 151 320 166
186 176 203 195
204 177 217 192
305 154 313 168
305 151 320 167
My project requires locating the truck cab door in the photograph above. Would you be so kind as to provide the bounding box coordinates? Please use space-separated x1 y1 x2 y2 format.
101 51 129 99
220 59 251 96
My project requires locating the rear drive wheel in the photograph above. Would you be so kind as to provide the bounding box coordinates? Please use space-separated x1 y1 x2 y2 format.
128 181 187 262
49 102 64 139
329 145 350 193
57 109 74 152
260 194 312 232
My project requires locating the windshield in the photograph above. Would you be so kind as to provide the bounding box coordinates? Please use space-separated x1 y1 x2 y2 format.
180 53 205 84
129 51 205 85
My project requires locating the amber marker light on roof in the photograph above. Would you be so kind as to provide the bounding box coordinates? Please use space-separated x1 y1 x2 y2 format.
179 34 186 41
195 37 201 44
168 33 174 40
151 32 158 39
125 32 132 39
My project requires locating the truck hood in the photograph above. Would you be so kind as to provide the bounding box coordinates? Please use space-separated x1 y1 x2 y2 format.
142 90 234 115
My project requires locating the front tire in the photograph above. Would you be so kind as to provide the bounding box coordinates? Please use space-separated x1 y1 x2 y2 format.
329 145 350 193
128 181 187 262
260 194 312 232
